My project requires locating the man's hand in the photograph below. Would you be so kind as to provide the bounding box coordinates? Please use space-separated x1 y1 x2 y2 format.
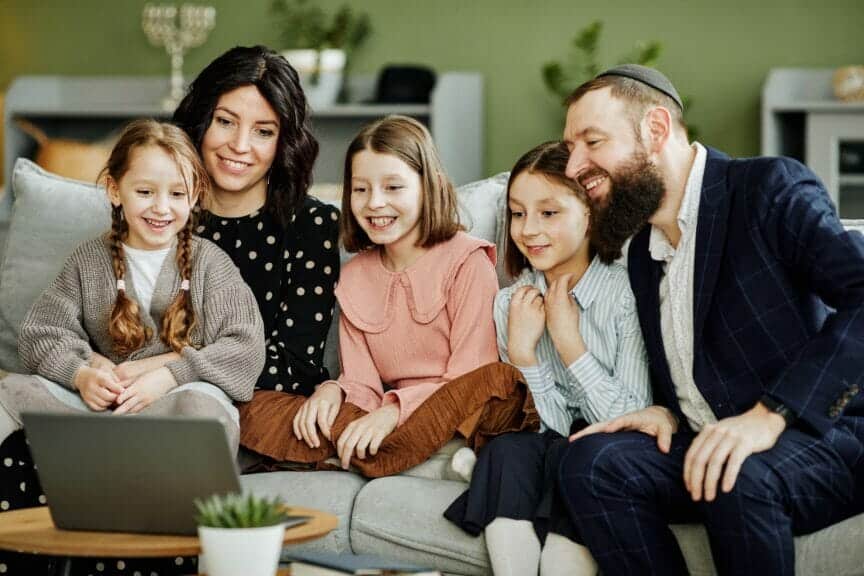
335 404 399 470
544 273 586 365
569 405 679 453
293 382 343 448
73 365 125 411
113 367 178 414
683 402 786 502
507 286 546 366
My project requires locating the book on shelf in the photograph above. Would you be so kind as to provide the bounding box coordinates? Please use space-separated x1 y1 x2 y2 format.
281 550 442 575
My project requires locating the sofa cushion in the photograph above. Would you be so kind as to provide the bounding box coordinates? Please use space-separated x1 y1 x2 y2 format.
241 470 366 555
456 172 509 287
350 476 489 575
0 159 110 372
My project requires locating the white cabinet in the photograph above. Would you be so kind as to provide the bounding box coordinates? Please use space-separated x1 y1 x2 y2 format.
762 68 864 217
2 72 484 221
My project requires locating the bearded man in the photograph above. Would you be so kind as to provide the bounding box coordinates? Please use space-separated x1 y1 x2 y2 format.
557 65 864 575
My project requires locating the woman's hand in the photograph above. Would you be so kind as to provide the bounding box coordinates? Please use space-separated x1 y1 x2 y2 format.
293 382 344 448
335 403 400 470
507 286 546 366
73 365 125 411
545 274 586 365
113 367 178 415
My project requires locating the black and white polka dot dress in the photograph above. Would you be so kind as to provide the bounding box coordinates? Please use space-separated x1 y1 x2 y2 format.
197 195 340 397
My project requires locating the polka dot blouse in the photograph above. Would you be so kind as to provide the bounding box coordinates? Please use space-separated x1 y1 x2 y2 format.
197 196 340 397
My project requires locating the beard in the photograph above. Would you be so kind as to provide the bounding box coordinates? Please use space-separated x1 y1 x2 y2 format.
588 152 665 264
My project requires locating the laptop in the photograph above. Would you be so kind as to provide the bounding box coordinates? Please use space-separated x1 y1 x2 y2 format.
22 411 242 536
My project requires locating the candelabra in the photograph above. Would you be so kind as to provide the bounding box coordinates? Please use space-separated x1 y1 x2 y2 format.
142 4 216 111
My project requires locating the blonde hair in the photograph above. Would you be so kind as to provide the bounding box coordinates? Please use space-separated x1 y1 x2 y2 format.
340 115 461 253
100 119 210 356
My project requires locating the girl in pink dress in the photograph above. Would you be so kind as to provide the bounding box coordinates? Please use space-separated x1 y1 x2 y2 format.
240 116 538 476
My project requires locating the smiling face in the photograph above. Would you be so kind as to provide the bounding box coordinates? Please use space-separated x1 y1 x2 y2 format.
349 148 425 261
108 145 196 251
508 171 591 282
200 85 279 209
563 88 649 209
563 88 666 261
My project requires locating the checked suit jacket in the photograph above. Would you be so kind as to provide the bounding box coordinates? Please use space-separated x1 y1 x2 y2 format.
628 147 864 464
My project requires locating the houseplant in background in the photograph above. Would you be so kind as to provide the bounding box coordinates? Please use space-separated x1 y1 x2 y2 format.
542 20 699 139
196 492 292 576
271 0 371 109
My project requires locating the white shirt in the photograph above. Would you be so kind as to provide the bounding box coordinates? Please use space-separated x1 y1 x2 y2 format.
649 142 717 431
123 244 171 315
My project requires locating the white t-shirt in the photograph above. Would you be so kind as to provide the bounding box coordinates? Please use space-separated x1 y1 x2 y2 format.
123 244 171 315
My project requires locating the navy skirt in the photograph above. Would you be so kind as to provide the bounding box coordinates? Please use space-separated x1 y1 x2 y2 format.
444 423 586 544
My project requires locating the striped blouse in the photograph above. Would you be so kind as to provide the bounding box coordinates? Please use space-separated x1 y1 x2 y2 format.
494 257 652 436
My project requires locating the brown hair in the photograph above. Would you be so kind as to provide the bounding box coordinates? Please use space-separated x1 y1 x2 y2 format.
504 141 591 278
100 119 210 356
566 75 687 137
340 115 461 253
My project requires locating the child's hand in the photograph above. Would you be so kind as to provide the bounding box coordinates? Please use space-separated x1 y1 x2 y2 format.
114 352 181 381
507 286 546 366
335 403 399 470
73 366 125 412
293 382 344 448
113 367 178 415
88 352 117 373
545 274 587 365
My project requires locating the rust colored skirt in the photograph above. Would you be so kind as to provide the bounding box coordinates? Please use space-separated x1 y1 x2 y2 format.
238 362 539 478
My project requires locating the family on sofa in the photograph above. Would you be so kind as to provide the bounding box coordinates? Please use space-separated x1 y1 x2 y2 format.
0 44 861 576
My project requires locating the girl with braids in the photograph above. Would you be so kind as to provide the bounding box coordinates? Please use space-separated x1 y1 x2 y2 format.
172 46 341 460
0 119 265 459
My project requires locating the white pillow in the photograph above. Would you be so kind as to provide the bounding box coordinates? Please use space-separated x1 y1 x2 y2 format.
456 171 510 286
0 159 110 372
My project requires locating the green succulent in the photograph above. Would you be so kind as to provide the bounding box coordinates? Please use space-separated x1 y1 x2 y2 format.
195 492 291 528
271 0 371 52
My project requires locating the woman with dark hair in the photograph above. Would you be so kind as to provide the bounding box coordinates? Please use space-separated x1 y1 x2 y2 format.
173 45 341 446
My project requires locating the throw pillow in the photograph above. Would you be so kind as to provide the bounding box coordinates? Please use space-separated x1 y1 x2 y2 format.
456 172 510 286
0 159 110 372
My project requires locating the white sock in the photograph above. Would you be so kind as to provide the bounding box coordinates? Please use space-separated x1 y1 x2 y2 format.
449 446 477 482
485 518 541 576
540 532 597 576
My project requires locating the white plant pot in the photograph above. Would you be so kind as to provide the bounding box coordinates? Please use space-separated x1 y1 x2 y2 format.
198 523 286 576
282 48 346 110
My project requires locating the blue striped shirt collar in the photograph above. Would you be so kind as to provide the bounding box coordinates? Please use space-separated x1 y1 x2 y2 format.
528 255 607 309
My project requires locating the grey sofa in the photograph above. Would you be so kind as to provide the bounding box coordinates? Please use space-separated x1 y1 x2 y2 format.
0 160 862 575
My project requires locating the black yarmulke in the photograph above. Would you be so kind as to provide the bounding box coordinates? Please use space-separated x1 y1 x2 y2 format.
596 64 683 110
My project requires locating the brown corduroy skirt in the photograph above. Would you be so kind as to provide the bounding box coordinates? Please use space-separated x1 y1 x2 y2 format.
238 362 539 478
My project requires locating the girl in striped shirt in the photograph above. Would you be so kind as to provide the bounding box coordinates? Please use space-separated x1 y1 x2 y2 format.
445 141 651 576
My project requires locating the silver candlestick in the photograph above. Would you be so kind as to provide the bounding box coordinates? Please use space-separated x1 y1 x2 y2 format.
142 4 216 111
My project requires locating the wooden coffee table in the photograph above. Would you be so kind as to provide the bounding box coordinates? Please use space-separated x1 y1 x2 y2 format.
0 505 337 574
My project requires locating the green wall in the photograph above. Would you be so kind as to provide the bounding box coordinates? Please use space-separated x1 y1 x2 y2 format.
2 0 863 175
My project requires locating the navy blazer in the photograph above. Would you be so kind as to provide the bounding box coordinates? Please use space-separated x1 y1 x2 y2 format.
628 147 864 454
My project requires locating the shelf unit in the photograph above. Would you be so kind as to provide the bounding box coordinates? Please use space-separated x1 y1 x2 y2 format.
762 68 864 217
2 72 484 221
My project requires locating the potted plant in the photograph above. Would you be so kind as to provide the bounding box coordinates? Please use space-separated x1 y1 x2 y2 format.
542 21 700 139
271 0 371 109
196 492 292 576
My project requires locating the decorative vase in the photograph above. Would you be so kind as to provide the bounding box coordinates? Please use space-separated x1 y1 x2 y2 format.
198 523 286 576
833 66 864 102
281 48 346 110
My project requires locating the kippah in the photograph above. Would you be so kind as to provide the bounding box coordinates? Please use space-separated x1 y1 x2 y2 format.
596 64 683 110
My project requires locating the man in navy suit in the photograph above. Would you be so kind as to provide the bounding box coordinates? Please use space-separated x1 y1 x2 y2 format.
557 65 864 575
